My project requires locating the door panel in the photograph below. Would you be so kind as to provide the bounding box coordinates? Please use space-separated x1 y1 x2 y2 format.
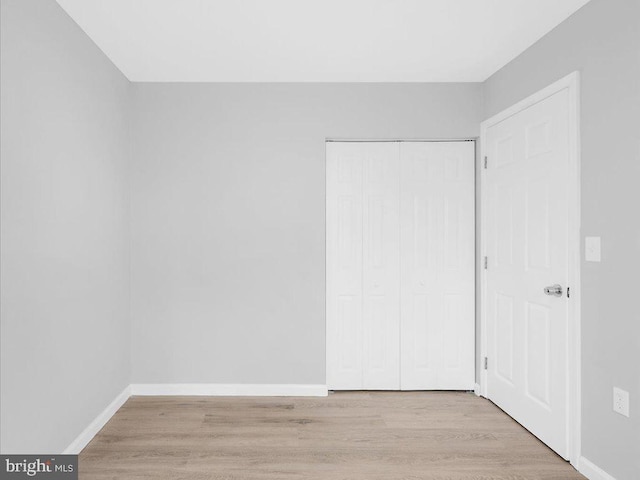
327 142 400 390
485 89 570 458
400 142 475 390
327 142 364 389
362 142 400 389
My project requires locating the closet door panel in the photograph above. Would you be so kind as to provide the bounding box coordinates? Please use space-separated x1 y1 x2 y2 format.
326 142 364 389
362 143 400 389
400 146 442 388
440 144 475 389
400 142 475 390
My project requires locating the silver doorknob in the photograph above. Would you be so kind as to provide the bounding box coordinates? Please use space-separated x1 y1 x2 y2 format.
543 284 563 297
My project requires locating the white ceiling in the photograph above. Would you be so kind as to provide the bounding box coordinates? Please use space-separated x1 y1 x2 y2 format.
56 0 591 82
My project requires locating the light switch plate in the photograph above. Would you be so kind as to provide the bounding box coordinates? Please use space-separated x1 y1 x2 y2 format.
613 387 630 417
585 236 601 262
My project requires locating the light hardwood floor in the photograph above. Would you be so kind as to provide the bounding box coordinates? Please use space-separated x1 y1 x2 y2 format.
80 392 585 479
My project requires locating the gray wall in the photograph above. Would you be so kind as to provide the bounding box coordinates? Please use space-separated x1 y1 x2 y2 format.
482 0 640 478
130 83 482 384
0 0 131 453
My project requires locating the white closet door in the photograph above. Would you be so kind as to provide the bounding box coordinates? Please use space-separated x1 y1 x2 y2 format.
400 142 475 390
362 142 400 389
327 142 400 390
327 141 474 391
326 142 364 389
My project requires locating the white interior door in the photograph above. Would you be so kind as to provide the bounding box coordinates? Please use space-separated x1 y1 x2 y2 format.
326 142 400 390
327 141 474 391
400 142 475 390
484 89 571 458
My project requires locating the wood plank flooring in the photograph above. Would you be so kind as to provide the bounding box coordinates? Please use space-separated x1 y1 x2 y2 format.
79 392 585 479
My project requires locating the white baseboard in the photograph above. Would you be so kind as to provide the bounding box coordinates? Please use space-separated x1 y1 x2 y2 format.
577 457 617 480
130 383 329 397
473 383 481 397
63 385 131 454
62 383 327 453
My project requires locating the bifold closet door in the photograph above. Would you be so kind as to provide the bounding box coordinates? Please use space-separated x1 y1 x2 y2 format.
326 142 400 390
327 141 474 391
400 142 475 390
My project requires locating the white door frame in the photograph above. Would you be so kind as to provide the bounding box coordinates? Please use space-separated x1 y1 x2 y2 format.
479 71 581 465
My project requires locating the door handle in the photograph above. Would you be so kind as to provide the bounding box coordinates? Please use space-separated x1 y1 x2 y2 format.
543 284 563 297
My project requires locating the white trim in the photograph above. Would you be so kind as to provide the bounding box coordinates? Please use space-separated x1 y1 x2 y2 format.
473 383 481 397
130 384 329 397
62 383 328 453
325 138 476 143
577 457 617 480
479 71 581 463
63 385 131 454
567 70 582 468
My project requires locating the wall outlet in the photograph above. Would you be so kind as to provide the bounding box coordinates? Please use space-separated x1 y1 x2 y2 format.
585 236 601 262
613 387 630 417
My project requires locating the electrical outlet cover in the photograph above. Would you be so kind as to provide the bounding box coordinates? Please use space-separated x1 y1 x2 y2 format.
613 387 630 417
